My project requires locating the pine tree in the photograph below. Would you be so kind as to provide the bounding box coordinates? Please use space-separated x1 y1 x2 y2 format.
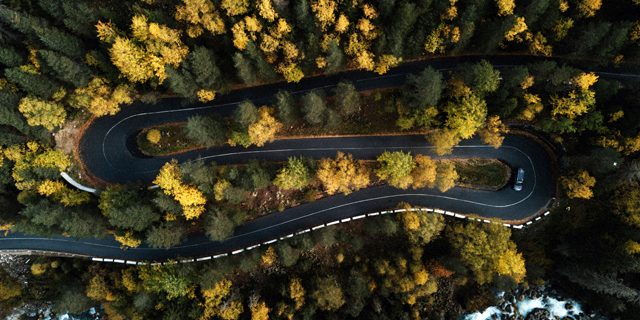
34 26 86 60
233 52 259 85
0 46 23 67
189 46 222 90
5 67 61 100
38 50 92 88
324 40 345 74
403 66 445 109
234 100 258 130
185 113 228 147
61 1 102 37
333 80 360 116
275 90 297 126
301 89 327 127
165 67 198 101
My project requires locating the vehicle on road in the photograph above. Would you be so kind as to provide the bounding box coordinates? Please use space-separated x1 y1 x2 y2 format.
514 168 524 191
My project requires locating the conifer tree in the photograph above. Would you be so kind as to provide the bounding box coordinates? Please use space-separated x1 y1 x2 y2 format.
38 50 92 88
34 26 85 60
234 100 259 130
5 67 61 100
275 90 297 126
185 114 228 147
233 52 259 85
301 89 327 127
333 80 360 116
0 46 23 67
61 1 102 37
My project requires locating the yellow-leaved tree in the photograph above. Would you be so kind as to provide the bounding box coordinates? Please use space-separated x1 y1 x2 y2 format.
70 77 133 117
411 154 437 189
96 15 189 84
175 0 225 38
478 115 509 149
248 106 283 147
316 152 370 195
560 169 596 199
18 95 66 130
153 159 206 219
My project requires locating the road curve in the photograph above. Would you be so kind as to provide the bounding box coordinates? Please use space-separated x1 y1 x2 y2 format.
0 133 554 261
8 54 630 260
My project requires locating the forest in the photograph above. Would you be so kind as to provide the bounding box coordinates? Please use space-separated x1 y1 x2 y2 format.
0 0 639 319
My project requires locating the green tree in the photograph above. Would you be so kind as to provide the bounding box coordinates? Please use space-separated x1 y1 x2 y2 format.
18 95 66 130
146 221 185 248
34 26 85 59
275 90 297 126
234 100 258 130
38 50 92 88
185 114 228 148
234 52 259 85
301 89 328 127
443 94 487 139
274 157 312 190
376 151 415 189
402 66 445 109
5 67 61 100
0 46 24 67
99 185 159 232
460 60 501 95
205 206 236 242
324 40 345 74
333 80 360 116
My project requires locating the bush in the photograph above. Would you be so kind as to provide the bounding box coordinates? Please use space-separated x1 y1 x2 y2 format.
147 129 161 144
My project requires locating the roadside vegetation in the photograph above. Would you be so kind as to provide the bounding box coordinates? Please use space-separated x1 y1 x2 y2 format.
0 0 638 318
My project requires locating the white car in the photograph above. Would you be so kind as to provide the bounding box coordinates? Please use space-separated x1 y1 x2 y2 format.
513 168 524 191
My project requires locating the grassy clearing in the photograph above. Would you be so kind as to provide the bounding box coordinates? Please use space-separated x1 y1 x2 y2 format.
451 158 510 189
137 123 200 156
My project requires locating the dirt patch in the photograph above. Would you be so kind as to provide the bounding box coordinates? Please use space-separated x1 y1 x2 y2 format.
53 120 81 156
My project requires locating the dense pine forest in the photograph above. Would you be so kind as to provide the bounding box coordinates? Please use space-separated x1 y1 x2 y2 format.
0 0 640 319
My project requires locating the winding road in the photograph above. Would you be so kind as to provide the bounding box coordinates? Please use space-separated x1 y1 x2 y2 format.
1 55 637 261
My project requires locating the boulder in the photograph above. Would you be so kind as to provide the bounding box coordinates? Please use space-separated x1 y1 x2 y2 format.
524 308 551 320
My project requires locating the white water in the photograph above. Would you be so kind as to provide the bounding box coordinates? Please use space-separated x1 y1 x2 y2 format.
460 293 585 320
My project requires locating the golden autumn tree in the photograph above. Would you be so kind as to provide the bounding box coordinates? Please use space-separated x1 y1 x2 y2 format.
70 77 133 117
248 106 283 147
316 152 370 195
96 15 189 84
18 95 66 130
411 154 437 189
478 115 509 149
311 0 337 31
561 169 596 199
175 0 225 38
251 301 270 320
232 15 262 50
153 159 206 219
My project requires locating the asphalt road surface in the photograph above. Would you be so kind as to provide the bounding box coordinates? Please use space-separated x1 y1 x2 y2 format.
3 55 637 261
